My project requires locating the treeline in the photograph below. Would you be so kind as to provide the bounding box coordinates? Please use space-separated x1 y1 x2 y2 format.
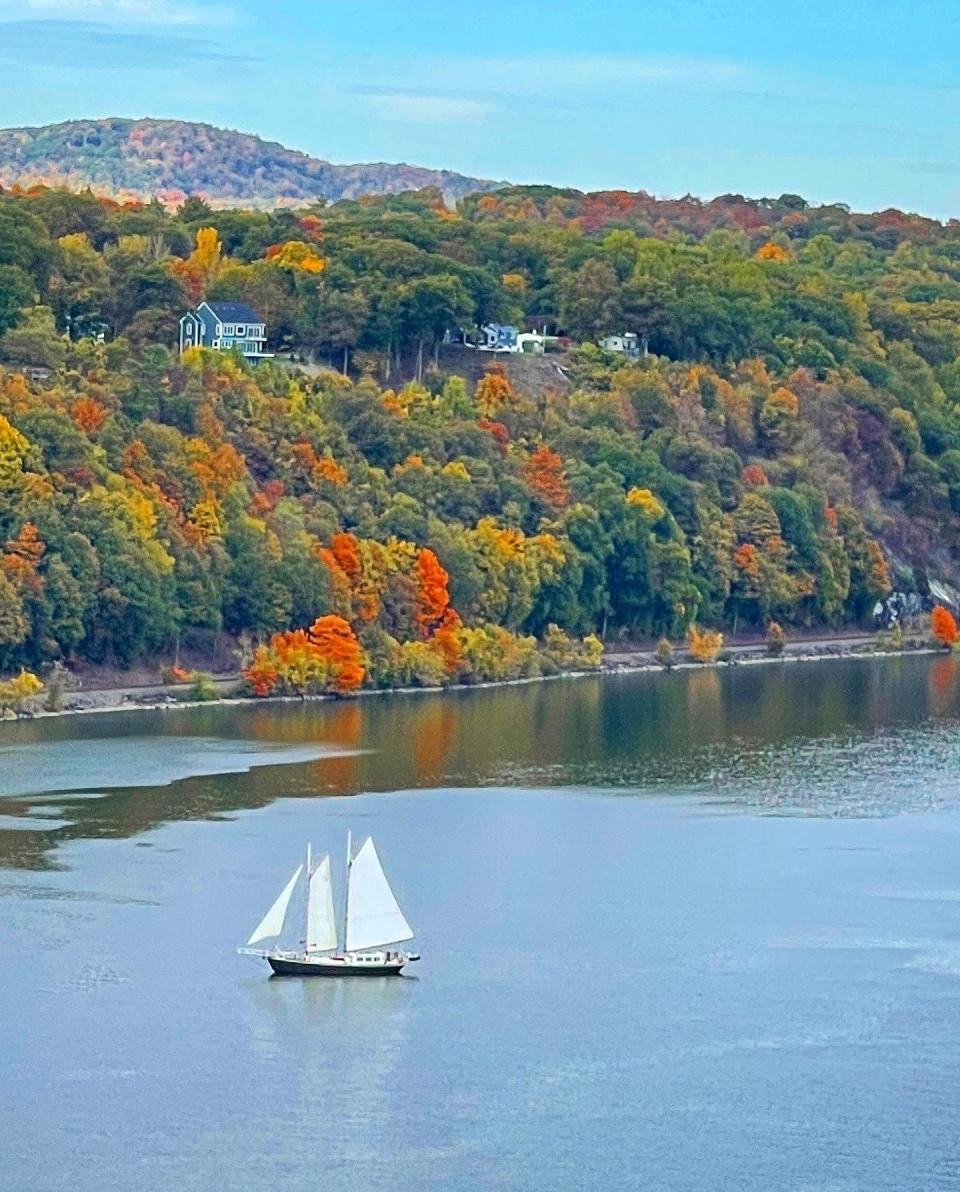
0 180 959 684
0 119 491 208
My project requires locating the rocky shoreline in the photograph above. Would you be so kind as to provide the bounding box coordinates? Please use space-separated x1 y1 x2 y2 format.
1 631 942 725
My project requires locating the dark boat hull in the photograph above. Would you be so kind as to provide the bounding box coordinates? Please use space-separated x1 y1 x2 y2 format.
267 956 405 977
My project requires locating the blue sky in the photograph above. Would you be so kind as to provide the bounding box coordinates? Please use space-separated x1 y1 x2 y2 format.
2 0 960 217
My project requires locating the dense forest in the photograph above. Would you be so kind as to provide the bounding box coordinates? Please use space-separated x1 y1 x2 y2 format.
0 119 495 209
1 178 959 694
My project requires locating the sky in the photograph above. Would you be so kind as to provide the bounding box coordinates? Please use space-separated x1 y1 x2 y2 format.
2 0 960 218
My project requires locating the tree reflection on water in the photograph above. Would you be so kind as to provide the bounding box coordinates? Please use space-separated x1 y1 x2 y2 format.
1 653 957 869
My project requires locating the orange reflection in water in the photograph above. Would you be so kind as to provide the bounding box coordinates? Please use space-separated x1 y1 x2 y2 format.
927 654 957 716
310 701 364 794
410 700 458 786
685 666 723 734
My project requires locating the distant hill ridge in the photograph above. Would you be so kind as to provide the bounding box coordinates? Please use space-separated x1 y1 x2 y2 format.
0 117 501 208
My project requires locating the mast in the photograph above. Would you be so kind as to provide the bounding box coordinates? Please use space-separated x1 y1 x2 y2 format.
341 830 352 954
303 842 311 954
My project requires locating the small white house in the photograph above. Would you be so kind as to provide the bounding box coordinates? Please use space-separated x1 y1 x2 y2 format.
477 323 520 352
599 332 642 360
515 331 547 355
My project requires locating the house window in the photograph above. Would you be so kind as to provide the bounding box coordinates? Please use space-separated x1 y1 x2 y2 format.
235 324 246 336
216 324 223 335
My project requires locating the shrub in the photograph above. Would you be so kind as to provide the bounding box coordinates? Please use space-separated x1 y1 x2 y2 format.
654 637 674 668
543 623 574 668
930 604 958 648
766 621 786 656
687 624 724 663
578 634 603 669
397 640 446 687
187 671 218 702
0 669 43 714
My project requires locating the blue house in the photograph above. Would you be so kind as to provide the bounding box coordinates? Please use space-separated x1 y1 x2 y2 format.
179 301 272 360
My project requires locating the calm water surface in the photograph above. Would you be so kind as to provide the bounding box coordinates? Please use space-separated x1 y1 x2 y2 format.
3 655 960 1190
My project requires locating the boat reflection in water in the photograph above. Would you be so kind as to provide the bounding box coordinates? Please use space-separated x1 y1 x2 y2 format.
238 832 419 977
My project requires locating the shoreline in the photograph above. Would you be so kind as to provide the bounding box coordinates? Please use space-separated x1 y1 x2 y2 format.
4 635 944 726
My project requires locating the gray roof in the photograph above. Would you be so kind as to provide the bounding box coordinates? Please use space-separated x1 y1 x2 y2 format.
203 301 264 324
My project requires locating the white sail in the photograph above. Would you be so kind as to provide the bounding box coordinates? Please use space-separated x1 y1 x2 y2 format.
246 864 303 945
345 837 414 952
306 855 338 953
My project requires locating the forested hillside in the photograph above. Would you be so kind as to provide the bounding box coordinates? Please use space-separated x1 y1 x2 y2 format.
0 119 496 208
0 180 958 691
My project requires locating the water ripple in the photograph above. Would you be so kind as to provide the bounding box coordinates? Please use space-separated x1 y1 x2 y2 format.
492 720 960 817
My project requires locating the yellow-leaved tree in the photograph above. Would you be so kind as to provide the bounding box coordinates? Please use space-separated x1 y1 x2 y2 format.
687 624 724 662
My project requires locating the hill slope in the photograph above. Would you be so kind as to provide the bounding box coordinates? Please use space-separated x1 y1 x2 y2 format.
1 180 958 687
0 117 499 208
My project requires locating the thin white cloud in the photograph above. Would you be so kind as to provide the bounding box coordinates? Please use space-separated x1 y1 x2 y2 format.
363 94 499 123
467 53 750 89
0 19 252 68
7 0 233 25
384 53 753 100
347 53 752 120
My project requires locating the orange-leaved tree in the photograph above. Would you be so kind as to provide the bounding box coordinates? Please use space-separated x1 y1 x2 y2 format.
930 604 958 648
755 241 790 261
524 444 569 510
740 463 769 489
687 624 724 662
242 615 365 696
306 615 365 692
414 547 452 636
243 645 280 696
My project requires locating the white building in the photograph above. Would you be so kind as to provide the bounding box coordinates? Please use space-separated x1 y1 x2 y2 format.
599 332 642 360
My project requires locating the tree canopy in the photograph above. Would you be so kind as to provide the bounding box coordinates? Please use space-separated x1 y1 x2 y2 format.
0 178 957 686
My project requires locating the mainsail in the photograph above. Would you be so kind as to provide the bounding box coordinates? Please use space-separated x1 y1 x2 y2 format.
306 854 337 953
345 837 413 952
246 864 303 945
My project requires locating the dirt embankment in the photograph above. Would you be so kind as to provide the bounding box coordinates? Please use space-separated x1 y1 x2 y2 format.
435 345 573 398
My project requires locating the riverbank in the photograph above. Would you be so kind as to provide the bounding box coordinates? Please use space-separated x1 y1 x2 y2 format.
8 634 960 1192
3 629 941 725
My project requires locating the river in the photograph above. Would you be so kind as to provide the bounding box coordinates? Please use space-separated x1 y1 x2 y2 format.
3 654 960 1190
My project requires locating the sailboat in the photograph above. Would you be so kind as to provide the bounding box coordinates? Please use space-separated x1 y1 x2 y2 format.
237 833 419 976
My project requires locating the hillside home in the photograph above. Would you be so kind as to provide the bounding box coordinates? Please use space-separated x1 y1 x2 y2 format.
514 331 547 354
179 301 272 360
599 332 642 360
478 323 519 352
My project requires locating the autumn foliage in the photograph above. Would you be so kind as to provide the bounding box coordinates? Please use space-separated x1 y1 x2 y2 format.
242 615 364 696
523 445 569 510
687 625 724 662
475 365 514 414
930 605 958 648
172 226 222 302
414 548 452 636
755 241 790 261
0 177 933 697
